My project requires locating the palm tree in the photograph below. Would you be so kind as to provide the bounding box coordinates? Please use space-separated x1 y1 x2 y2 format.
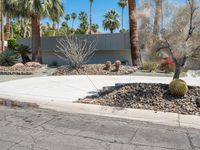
128 0 140 66
153 0 161 35
65 14 70 24
79 12 89 34
3 0 16 40
78 11 88 21
71 13 77 29
103 10 120 33
16 0 63 62
118 0 128 31
1 0 4 51
49 0 64 36
89 0 93 34
92 24 99 33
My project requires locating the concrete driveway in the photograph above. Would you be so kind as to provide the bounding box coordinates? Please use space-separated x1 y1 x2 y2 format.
0 75 200 104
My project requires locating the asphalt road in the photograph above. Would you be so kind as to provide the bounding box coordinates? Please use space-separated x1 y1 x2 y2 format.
0 106 200 150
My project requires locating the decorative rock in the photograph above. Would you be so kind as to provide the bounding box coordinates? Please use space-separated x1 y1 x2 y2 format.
11 63 24 68
78 83 200 115
25 62 42 67
196 98 200 108
53 64 136 76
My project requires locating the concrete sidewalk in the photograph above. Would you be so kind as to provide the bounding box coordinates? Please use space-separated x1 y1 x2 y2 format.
0 75 200 130
0 75 199 103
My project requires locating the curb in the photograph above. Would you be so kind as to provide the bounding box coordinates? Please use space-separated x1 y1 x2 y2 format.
0 98 200 130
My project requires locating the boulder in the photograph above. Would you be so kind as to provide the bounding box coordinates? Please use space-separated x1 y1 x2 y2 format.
25 62 42 67
196 98 200 108
11 63 25 68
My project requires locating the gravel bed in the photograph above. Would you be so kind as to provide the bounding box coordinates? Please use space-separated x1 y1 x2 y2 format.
0 63 46 75
52 64 137 75
77 83 200 115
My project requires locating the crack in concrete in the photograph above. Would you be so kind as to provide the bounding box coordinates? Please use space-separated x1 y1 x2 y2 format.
186 130 196 150
128 128 138 144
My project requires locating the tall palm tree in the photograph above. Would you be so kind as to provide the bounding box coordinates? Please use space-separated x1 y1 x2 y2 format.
118 0 128 31
49 0 64 36
65 14 70 24
3 0 15 40
78 11 89 34
71 13 77 29
78 11 88 21
16 0 63 62
153 0 161 35
103 10 120 33
128 0 140 66
89 0 93 34
1 0 4 51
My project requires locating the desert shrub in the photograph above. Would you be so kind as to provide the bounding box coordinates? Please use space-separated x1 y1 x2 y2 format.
142 61 158 72
15 45 31 64
169 79 188 97
159 58 175 73
114 60 121 71
0 50 19 66
55 35 96 69
8 38 18 50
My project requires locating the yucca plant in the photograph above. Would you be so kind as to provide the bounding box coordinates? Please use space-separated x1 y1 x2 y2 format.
0 50 19 66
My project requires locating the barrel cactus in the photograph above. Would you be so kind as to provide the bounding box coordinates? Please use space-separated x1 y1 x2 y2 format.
115 60 121 71
104 61 112 71
169 79 188 97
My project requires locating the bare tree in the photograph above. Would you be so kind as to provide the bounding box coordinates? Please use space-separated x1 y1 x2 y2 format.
157 0 200 79
55 35 97 69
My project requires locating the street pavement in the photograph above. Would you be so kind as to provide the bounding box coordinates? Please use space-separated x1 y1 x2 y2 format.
0 106 200 150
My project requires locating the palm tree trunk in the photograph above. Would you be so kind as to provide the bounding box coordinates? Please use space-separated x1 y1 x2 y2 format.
122 8 124 30
110 29 113 34
72 20 74 29
128 0 140 66
153 0 161 35
52 21 56 36
1 0 4 52
89 1 92 34
5 15 11 40
24 17 28 38
31 15 41 63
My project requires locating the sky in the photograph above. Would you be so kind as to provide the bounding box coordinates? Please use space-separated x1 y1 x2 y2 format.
42 0 186 33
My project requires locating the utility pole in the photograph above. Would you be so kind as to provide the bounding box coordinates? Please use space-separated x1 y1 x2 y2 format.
1 0 4 51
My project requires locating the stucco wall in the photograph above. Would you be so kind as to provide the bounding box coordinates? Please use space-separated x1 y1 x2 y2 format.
17 33 132 65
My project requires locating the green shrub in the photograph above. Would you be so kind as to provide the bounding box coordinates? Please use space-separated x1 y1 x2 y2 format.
169 79 188 97
15 45 31 63
8 38 18 50
0 50 19 66
142 61 158 72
